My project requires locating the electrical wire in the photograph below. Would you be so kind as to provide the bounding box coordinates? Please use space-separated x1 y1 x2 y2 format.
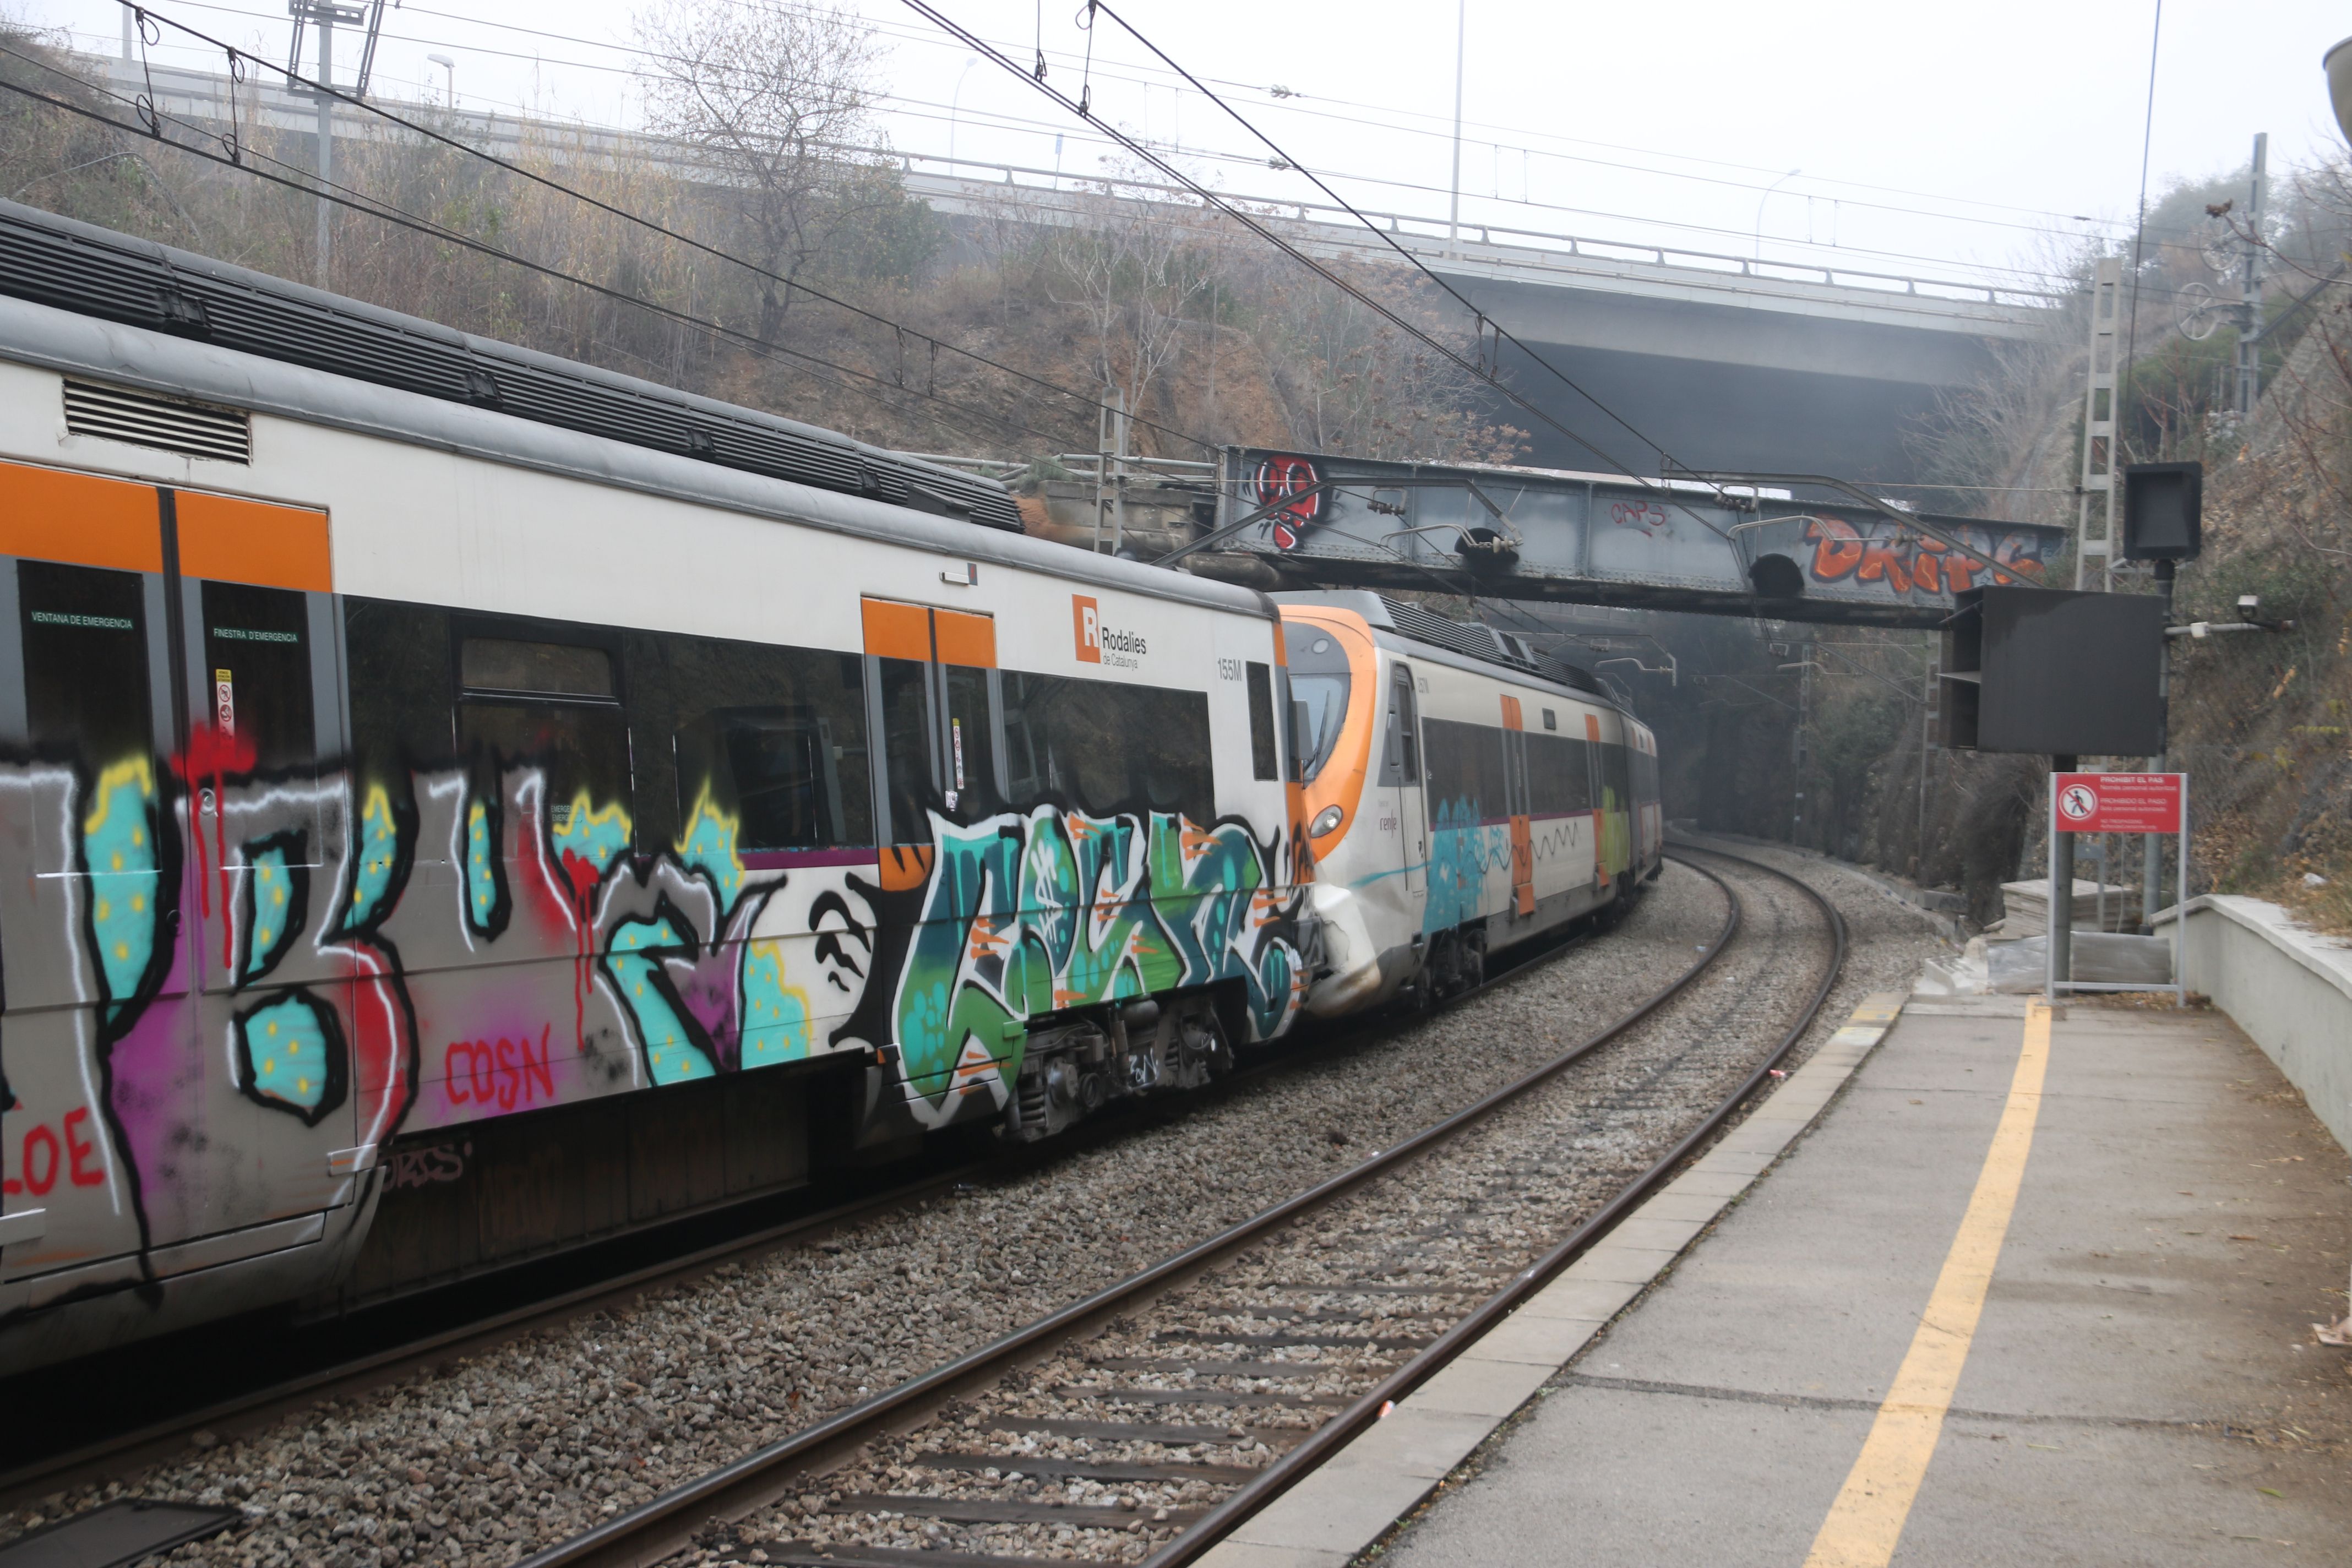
0 37 1087 455
916 0 1723 510
101 0 2125 275
115 2 1219 457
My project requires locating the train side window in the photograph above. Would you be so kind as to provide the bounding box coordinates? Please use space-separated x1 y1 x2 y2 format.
1245 661 1278 782
1600 742 1634 812
1001 672 1213 822
345 598 455 781
1423 717 1506 822
20 559 150 770
458 632 632 837
202 580 314 773
663 636 874 851
1526 732 1592 815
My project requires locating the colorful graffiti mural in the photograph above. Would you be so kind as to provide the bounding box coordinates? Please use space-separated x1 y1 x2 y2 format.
890 807 1304 1125
1801 517 2049 597
1 738 1305 1310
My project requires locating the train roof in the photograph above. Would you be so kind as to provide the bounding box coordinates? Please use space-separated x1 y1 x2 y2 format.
1271 591 1634 715
0 199 1021 532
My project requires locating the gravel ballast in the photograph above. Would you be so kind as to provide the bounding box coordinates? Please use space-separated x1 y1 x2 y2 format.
3 850 1952 1568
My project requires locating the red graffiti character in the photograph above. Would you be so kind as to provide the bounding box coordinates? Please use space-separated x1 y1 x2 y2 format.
1253 456 1323 551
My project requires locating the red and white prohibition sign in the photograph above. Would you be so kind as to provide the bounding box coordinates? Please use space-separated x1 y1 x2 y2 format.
2051 772 2184 835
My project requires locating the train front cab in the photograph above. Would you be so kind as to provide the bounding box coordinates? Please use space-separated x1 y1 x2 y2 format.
1284 605 1659 1017
1284 607 1421 1016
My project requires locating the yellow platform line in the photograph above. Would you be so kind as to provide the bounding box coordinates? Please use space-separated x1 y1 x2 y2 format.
1801 999 2053 1568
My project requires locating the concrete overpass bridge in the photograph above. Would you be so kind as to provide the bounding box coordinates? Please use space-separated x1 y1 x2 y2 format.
94 52 2059 489
896 165 2060 485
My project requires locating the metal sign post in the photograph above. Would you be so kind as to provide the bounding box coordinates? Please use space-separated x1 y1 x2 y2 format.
2047 771 2189 1006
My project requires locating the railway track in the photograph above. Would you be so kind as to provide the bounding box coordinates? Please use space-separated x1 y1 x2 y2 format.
495 845 1846 1568
0 846 1638 1509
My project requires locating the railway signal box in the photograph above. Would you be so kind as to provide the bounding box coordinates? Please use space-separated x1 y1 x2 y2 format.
2120 461 2203 562
1936 584 2165 755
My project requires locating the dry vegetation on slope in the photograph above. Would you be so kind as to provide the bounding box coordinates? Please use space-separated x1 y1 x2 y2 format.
0 10 1517 472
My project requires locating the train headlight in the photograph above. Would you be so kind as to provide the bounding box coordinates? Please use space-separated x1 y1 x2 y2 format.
1310 804 1344 839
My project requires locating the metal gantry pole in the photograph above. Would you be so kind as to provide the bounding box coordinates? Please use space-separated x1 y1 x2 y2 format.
2076 255 2122 591
2142 558 2176 928
2048 757 2077 1000
1918 656 1937 873
2235 133 2268 418
314 15 334 290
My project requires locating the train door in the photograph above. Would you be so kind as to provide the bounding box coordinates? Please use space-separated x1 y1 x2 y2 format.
0 462 349 1291
178 490 355 1238
861 597 998 894
1499 696 1534 917
1382 662 1425 905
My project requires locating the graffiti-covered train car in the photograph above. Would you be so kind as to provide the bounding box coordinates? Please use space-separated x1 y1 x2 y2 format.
0 203 1309 1371
1280 592 1662 1014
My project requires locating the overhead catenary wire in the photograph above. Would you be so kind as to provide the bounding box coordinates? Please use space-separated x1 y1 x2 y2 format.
899 0 1755 550
461 0 2132 241
113 2 1219 458
80 0 2118 295
0 40 1091 457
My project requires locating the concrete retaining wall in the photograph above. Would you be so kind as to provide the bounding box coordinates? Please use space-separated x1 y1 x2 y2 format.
2157 895 2352 1155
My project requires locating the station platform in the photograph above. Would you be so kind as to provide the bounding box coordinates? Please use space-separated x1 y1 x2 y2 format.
1212 992 2352 1567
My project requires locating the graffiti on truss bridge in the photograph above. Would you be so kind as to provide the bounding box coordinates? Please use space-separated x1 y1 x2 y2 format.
1253 455 1324 552
1801 517 2048 597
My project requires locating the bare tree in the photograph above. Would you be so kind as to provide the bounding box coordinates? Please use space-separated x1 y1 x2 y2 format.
632 0 890 340
1045 167 1219 450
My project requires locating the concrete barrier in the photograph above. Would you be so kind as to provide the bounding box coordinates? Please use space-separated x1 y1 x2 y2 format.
2156 894 2352 1156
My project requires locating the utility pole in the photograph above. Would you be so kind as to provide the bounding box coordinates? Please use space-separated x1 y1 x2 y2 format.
2235 132 2268 417
2075 254 2122 590
120 2 132 61
1446 0 1465 257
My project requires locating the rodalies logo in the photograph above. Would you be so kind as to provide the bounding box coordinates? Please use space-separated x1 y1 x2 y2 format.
1071 594 1146 669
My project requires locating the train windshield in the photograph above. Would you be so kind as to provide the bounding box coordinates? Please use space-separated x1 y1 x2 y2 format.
1283 622 1352 783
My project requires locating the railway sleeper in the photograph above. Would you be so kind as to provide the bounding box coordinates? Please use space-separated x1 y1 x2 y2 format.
1004 995 1234 1143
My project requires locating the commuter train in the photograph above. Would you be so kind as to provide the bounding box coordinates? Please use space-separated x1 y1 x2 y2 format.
1280 593 1662 1016
0 201 1657 1373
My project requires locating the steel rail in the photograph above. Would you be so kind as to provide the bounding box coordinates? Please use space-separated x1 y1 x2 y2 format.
0 1159 1002 1511
510 854 1758 1568
1145 841 1848 1565
0 843 1607 1502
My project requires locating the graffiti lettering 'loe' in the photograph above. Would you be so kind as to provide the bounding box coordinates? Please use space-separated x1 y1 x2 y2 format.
444 1027 557 1113
3 1108 106 1196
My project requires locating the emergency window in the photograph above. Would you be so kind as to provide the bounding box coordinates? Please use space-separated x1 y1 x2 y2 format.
20 559 150 769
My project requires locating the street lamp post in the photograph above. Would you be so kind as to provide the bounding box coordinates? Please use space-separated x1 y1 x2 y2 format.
1755 168 1801 261
950 56 979 168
